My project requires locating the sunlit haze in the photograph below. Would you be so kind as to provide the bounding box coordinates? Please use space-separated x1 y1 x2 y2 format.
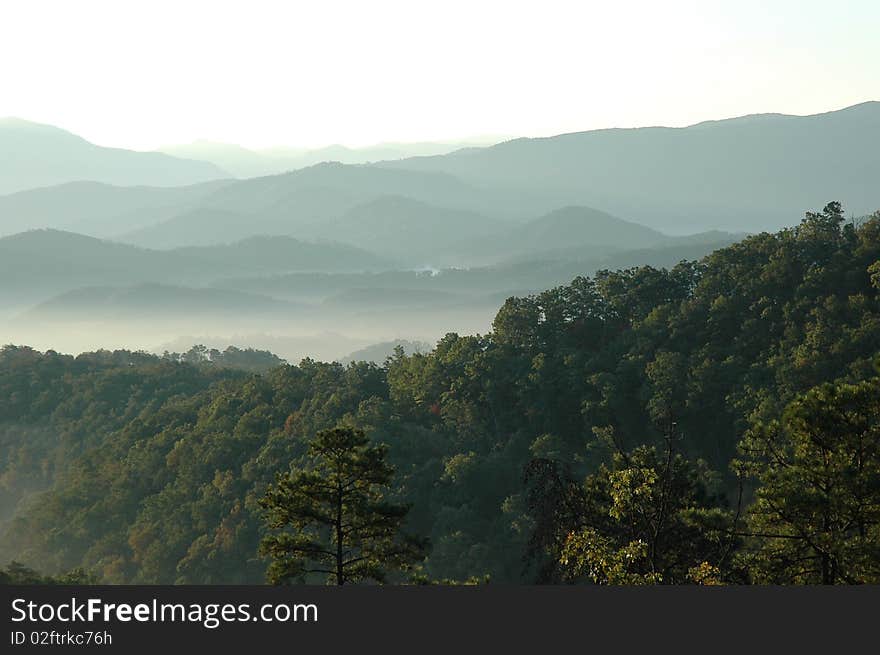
1 0 877 149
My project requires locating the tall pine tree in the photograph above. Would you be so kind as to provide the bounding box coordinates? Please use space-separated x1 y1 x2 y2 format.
260 427 424 584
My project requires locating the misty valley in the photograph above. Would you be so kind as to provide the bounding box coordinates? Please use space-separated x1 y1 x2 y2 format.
1 102 879 586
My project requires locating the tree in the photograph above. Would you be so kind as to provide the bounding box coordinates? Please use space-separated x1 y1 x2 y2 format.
259 427 424 585
528 430 737 585
0 561 95 584
738 378 880 584
564 444 735 584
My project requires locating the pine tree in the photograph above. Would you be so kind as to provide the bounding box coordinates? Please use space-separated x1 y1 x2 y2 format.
738 378 880 584
259 427 424 584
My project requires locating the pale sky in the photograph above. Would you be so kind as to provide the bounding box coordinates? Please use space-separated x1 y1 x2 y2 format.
1 0 877 150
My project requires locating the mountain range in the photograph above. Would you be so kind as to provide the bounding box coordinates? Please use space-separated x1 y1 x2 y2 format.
379 101 880 232
157 138 502 178
0 229 390 308
2 103 877 245
1 102 876 360
0 118 229 195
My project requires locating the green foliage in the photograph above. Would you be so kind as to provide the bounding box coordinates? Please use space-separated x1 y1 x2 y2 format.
0 561 95 585
259 427 424 585
163 345 286 373
560 529 661 585
737 377 880 584
532 441 736 584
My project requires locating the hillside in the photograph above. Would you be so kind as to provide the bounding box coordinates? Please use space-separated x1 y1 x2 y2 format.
0 118 229 195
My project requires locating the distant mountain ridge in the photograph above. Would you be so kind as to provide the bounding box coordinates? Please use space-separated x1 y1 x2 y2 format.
379 101 880 232
3 104 875 250
115 162 516 248
0 118 230 195
303 195 507 263
0 229 391 308
452 206 669 264
157 138 502 178
0 179 232 238
23 283 301 320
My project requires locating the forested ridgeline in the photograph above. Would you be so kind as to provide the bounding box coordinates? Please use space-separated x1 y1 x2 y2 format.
1 203 879 584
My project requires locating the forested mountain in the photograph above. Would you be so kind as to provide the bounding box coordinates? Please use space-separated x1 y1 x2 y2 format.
381 102 880 232
0 118 229 195
2 204 878 584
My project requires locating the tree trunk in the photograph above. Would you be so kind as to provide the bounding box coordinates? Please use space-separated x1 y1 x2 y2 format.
336 479 344 585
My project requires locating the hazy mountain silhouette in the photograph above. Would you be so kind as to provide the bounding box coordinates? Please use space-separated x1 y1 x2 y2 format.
122 207 273 248
0 180 232 238
322 287 462 309
451 206 670 264
121 185 373 248
23 283 301 320
0 118 230 195
157 141 291 178
0 229 392 306
302 195 507 262
7 104 877 242
515 206 667 247
115 162 539 248
215 234 737 304
110 170 675 263
0 229 166 295
158 138 501 178
173 235 393 272
379 102 880 232
0 224 736 359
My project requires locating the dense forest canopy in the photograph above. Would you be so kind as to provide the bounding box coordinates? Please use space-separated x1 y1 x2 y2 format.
1 203 879 583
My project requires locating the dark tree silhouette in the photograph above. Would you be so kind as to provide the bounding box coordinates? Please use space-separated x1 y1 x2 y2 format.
260 427 424 585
